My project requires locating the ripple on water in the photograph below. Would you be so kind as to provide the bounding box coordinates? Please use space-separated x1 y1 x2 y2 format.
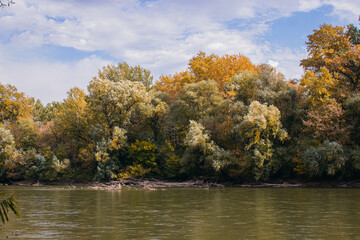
1 187 360 239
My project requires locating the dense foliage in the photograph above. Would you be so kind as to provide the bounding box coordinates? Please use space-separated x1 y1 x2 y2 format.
1 22 360 183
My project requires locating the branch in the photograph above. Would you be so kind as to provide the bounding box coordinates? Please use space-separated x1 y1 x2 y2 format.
0 0 15 8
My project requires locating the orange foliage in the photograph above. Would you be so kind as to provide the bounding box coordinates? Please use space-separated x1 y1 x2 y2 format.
325 45 360 91
300 23 360 93
155 51 256 95
300 24 352 72
156 71 195 96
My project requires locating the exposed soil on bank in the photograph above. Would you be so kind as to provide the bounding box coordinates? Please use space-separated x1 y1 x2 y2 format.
5 178 360 190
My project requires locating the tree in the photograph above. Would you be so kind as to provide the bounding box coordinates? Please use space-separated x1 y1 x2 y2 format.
155 51 256 95
129 140 156 167
87 78 150 137
97 62 153 90
325 45 360 91
344 93 360 144
230 71 259 105
230 64 296 113
180 80 224 120
0 126 15 168
88 75 150 180
300 24 352 73
55 87 91 165
300 67 339 106
302 141 346 178
237 101 288 150
0 83 32 123
9 117 38 151
165 80 231 150
156 71 195 96
235 101 288 180
183 120 231 176
303 99 350 144
300 23 360 93
188 51 255 92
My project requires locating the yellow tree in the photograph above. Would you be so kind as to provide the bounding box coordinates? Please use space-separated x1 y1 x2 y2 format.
156 71 195 97
55 87 92 165
0 83 33 122
300 24 352 73
155 51 256 96
301 23 360 93
56 87 89 142
300 67 339 107
189 51 256 91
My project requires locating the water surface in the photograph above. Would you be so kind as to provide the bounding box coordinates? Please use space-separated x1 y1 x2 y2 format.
1 186 360 239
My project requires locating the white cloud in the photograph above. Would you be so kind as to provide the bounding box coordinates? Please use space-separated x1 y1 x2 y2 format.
325 0 360 22
269 47 308 80
0 55 111 103
267 60 279 68
1 0 360 102
298 0 323 12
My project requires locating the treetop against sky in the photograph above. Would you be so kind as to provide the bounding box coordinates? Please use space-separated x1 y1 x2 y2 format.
0 0 359 103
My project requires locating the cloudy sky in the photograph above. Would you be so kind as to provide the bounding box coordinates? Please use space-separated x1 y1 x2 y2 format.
0 0 359 103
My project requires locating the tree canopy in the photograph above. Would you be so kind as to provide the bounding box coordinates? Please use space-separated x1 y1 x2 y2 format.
1 22 360 183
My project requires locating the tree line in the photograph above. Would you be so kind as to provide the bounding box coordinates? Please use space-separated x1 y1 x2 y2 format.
1 22 360 183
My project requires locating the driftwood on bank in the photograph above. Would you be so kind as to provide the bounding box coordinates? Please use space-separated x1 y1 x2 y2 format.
8 179 360 189
237 182 303 188
121 179 223 188
84 179 224 190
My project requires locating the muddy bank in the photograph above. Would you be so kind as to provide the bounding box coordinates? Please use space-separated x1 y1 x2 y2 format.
7 179 360 189
234 180 360 188
84 179 225 190
8 179 225 190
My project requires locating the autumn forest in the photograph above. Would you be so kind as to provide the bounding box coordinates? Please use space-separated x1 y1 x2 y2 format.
1 22 360 183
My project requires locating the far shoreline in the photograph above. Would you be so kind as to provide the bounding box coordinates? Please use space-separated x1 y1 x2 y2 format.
4 179 360 189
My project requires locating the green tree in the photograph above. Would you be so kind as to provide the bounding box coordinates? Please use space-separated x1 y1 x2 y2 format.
302 141 346 178
128 140 156 168
182 120 231 177
230 71 258 105
236 101 288 180
0 126 15 168
88 78 150 137
97 62 153 90
344 93 360 144
9 118 38 151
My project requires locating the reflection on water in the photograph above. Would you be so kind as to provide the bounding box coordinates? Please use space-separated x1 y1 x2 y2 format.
1 186 360 239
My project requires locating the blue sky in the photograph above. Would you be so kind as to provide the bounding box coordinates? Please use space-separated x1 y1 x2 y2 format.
0 0 359 103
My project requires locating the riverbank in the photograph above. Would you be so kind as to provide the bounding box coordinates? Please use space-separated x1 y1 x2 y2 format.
6 178 360 189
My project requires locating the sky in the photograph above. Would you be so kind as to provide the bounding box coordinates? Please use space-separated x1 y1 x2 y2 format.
0 0 359 103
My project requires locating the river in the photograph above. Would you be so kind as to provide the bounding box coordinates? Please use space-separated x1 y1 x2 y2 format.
1 186 360 239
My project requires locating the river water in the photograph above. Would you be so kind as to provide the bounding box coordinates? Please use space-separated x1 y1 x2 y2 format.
1 186 360 239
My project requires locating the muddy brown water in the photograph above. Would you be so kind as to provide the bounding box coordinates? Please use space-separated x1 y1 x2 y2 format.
1 186 360 239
